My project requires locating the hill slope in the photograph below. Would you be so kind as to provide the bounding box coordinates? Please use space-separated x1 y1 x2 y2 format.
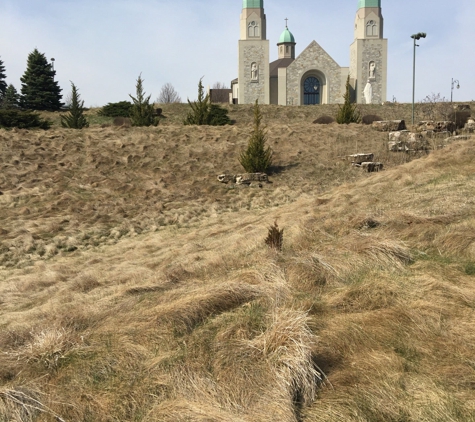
1 115 475 421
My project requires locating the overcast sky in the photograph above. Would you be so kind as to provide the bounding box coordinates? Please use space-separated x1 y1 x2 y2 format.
1 0 474 107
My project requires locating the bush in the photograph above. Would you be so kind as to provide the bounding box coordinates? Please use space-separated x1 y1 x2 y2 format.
239 100 272 173
0 109 51 129
449 111 470 129
313 115 335 124
129 74 159 127
265 221 283 251
209 104 231 126
98 101 133 117
60 82 89 129
361 114 382 125
336 75 360 124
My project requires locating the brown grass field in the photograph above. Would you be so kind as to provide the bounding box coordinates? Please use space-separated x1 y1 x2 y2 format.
1 103 475 421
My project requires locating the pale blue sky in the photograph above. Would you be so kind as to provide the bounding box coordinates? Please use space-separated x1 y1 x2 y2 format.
1 0 473 106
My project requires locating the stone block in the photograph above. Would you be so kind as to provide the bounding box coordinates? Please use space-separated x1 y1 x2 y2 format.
417 121 455 133
372 120 406 132
346 153 374 164
388 131 430 152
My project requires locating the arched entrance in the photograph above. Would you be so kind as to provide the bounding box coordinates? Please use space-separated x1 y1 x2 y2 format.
303 76 320 105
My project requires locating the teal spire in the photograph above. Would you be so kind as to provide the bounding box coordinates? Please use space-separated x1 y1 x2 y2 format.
358 0 381 8
243 0 263 8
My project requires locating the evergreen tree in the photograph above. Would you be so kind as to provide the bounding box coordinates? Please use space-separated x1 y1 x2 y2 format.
239 100 273 173
1 84 20 109
336 75 360 124
0 57 6 100
20 49 63 111
184 78 211 125
129 74 158 127
61 82 89 129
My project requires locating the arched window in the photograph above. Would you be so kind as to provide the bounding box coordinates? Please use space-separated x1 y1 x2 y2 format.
303 77 320 105
248 21 259 37
366 20 377 37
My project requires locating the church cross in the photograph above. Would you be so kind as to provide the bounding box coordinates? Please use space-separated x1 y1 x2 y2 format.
285 18 288 28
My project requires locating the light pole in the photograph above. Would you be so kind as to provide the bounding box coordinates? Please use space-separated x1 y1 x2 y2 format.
451 78 460 102
411 32 426 126
51 58 55 81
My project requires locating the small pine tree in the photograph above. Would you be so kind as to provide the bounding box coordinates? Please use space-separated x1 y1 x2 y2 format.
61 82 89 129
336 75 360 124
129 74 159 127
184 78 210 125
1 84 20 109
20 49 63 111
239 100 273 173
98 101 133 117
0 57 7 100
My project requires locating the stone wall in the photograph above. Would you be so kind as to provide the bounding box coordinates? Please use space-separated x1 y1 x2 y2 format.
239 40 269 105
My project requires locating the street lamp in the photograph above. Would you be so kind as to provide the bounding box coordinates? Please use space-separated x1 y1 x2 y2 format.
411 32 426 126
451 78 460 102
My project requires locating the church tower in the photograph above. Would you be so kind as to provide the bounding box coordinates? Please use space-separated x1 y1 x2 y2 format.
350 0 388 104
238 0 270 104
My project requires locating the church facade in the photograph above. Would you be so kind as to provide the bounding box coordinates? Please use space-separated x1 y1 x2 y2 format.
232 0 388 105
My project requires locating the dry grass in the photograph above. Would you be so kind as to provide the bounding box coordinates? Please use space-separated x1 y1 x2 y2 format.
1 105 475 421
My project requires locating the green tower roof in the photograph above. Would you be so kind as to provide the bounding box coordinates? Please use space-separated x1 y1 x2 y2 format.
278 27 295 44
358 0 381 8
243 0 263 8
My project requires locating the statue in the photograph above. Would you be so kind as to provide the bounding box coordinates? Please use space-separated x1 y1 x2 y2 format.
369 61 376 79
251 63 258 81
363 80 373 104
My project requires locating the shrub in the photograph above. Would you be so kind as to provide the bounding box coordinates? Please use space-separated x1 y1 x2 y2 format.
336 75 360 124
98 101 133 117
361 114 382 125
265 221 283 251
313 115 335 124
209 104 231 125
239 100 272 173
129 74 159 127
184 78 231 126
61 82 89 129
184 78 211 125
0 109 51 129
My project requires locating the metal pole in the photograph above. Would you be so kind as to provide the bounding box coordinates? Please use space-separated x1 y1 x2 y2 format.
412 38 416 126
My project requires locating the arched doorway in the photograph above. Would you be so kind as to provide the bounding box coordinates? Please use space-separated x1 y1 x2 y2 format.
303 76 320 105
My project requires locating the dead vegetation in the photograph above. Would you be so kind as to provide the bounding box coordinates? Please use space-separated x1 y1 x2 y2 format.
1 105 475 421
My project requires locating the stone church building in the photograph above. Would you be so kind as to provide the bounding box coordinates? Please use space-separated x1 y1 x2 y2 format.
231 0 388 105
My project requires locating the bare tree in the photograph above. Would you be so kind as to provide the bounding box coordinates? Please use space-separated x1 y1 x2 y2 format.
210 82 230 103
157 83 181 104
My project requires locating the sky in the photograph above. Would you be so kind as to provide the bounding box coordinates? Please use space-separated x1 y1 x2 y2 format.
1 0 474 107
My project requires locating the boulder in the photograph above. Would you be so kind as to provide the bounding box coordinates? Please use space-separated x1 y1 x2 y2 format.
464 118 475 133
372 120 406 132
388 131 430 152
454 104 471 112
353 162 383 172
217 173 269 185
417 121 455 133
346 153 374 164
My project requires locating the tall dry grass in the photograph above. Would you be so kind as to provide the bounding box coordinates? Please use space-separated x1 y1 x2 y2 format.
1 108 475 421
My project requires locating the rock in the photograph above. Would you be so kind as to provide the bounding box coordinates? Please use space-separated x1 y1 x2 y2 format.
389 131 430 151
443 135 473 143
417 121 455 133
464 118 475 133
372 120 406 132
217 173 269 185
113 117 131 127
454 104 471 112
236 173 269 185
346 153 374 164
353 162 383 172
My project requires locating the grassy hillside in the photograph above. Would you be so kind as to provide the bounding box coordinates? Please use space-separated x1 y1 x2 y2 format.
1 106 474 421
